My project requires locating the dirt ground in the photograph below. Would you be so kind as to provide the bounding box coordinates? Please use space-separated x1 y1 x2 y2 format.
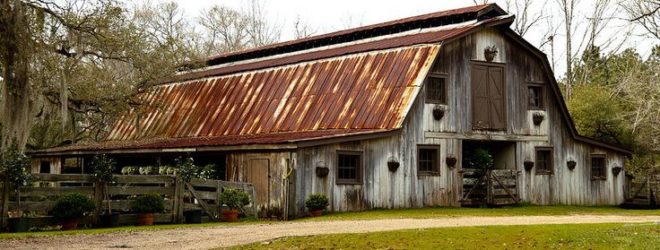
1 215 659 250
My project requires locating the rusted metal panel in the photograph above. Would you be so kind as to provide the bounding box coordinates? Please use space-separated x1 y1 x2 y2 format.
106 45 439 144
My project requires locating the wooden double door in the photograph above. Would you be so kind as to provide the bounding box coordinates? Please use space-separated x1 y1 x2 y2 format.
471 62 506 130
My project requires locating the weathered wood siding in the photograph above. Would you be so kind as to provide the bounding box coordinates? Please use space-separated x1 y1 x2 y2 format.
428 27 625 205
292 27 625 216
226 152 292 217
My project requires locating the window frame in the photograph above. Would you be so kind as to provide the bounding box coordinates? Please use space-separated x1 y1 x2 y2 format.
534 147 554 175
336 150 363 185
39 161 51 174
425 73 448 104
590 154 607 180
527 82 544 110
417 144 441 176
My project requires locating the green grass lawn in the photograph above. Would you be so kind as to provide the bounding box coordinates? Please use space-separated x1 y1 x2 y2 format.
234 223 660 250
1 205 658 240
299 205 660 221
0 218 264 240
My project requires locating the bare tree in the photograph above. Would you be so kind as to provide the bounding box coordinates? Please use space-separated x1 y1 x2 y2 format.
472 0 490 5
244 0 280 47
506 0 548 36
293 15 317 39
556 0 580 99
199 5 250 54
622 0 660 38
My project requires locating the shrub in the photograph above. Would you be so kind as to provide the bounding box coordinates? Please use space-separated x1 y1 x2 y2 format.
51 193 95 220
175 156 199 182
130 194 165 214
90 154 116 183
219 188 250 210
305 194 329 210
0 147 32 191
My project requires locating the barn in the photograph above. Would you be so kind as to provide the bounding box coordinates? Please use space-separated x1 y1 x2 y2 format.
31 4 631 218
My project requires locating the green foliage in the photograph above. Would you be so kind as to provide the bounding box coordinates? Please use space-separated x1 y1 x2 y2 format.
219 188 250 210
463 148 493 170
175 156 198 182
305 194 329 210
567 84 631 146
89 154 116 183
130 194 165 214
0 146 33 191
51 193 95 220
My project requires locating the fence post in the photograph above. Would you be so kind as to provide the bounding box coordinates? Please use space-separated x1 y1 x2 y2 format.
1 177 9 228
93 182 103 225
172 175 184 223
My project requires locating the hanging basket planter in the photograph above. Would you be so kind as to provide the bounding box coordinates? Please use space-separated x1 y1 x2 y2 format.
315 167 329 178
524 160 534 171
532 113 545 126
446 156 457 168
567 160 577 171
484 45 498 62
432 106 445 121
387 160 400 172
612 166 622 176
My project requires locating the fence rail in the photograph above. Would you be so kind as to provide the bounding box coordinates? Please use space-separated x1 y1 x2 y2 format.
0 174 255 228
461 169 519 206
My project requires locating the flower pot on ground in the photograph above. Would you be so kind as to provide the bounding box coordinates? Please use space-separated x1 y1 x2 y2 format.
51 193 96 231
99 212 120 228
219 188 250 222
130 194 165 226
305 194 329 217
184 210 203 224
8 217 30 232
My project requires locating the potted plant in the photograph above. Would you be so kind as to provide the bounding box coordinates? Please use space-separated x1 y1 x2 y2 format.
305 194 329 216
89 154 119 227
463 147 493 176
1 147 33 232
219 188 250 222
51 193 96 230
484 45 498 62
130 194 165 226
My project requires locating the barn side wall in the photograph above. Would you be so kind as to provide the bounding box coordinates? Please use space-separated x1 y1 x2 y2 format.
292 27 626 216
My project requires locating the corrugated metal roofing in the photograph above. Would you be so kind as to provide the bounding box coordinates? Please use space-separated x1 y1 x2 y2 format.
107 45 439 142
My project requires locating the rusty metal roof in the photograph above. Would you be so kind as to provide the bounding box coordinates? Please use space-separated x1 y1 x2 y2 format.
108 45 439 142
35 5 518 154
203 4 505 66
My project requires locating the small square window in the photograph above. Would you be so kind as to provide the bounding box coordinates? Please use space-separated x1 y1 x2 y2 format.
528 85 543 109
426 76 447 104
417 145 440 175
591 154 606 180
40 161 51 174
535 147 553 174
337 151 362 184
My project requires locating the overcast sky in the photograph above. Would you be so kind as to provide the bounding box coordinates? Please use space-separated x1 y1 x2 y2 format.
162 0 656 78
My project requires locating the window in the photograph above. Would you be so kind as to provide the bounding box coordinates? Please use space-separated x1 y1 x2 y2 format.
527 84 543 109
591 154 607 180
61 157 83 174
336 151 362 184
417 145 440 175
425 74 447 104
535 147 553 174
40 161 51 174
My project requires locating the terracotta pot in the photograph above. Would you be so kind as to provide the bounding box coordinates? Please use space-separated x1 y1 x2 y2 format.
61 218 79 230
222 209 239 222
138 213 155 226
310 209 323 217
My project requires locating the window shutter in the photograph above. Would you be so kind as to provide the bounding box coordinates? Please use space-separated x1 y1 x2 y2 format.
471 65 490 129
488 67 506 130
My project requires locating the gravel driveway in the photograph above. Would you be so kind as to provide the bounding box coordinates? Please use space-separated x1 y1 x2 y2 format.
2 215 659 249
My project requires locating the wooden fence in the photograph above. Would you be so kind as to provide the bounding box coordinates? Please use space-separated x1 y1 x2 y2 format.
0 174 255 228
624 174 659 208
461 169 519 206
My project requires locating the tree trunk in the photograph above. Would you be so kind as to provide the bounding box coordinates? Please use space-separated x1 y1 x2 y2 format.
0 0 34 152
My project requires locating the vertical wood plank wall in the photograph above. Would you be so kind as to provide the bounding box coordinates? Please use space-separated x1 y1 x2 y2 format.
290 27 625 216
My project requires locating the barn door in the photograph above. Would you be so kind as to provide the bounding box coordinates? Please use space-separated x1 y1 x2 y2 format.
246 159 271 207
471 63 506 130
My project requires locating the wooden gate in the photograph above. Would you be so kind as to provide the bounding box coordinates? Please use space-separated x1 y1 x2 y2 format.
461 169 519 206
624 174 659 208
